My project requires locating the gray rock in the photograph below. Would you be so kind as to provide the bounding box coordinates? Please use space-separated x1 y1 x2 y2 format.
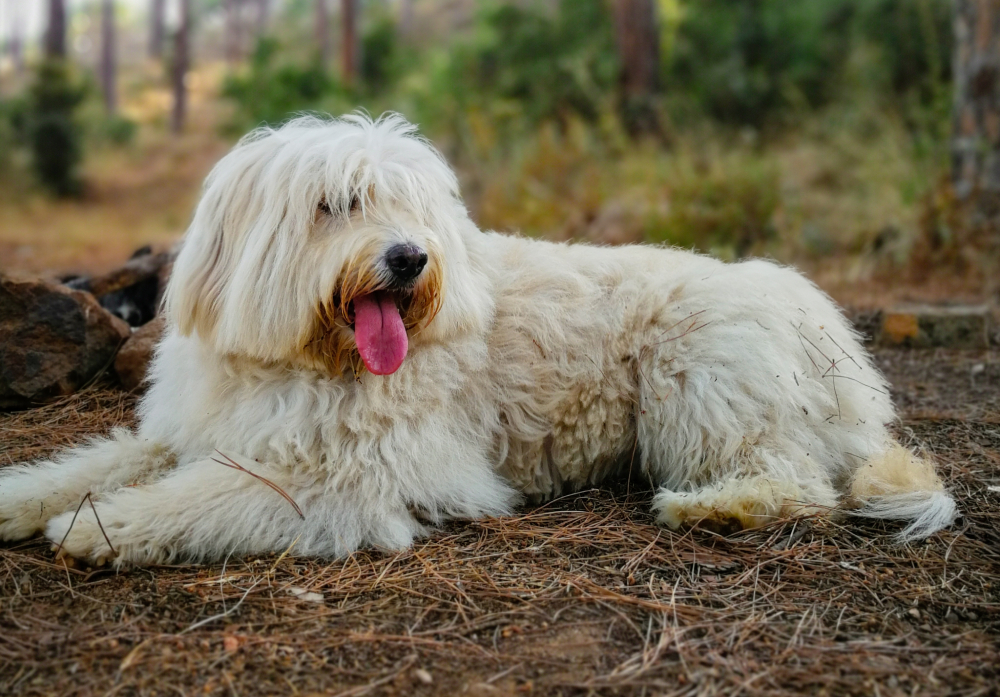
0 275 130 409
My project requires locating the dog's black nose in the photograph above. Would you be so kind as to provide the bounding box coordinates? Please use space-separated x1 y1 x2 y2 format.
385 244 428 283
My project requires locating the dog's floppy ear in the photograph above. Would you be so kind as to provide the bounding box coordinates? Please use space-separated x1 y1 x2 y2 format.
165 137 272 344
163 195 232 342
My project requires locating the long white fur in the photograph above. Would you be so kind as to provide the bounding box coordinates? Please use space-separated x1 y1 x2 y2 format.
0 114 957 565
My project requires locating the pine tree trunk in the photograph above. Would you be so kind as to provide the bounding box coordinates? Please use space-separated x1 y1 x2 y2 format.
953 0 1000 215
316 0 330 64
9 4 25 74
171 0 190 134
341 0 357 86
611 0 660 133
225 0 240 64
149 0 165 59
101 0 117 114
612 0 659 98
45 0 67 59
256 0 271 38
400 0 414 37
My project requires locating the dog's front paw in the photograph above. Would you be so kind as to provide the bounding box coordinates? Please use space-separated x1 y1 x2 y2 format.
44 502 173 567
0 504 48 542
45 507 122 566
0 474 63 541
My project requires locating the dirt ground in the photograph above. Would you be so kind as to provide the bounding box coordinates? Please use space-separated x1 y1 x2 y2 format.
0 346 998 697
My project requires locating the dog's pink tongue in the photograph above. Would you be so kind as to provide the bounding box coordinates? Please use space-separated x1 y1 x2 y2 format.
352 292 408 375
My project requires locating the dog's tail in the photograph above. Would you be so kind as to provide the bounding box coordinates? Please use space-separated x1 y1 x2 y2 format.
848 443 957 541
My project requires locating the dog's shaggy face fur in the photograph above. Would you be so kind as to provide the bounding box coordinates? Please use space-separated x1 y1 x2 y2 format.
0 114 956 566
167 115 484 378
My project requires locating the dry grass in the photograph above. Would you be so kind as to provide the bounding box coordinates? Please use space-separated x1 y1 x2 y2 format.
1 348 998 696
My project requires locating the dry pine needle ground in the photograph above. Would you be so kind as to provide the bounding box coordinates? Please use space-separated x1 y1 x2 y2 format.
0 348 998 696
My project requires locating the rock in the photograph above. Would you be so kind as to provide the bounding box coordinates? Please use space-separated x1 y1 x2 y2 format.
846 308 883 345
80 247 176 299
877 304 991 349
0 276 130 409
114 315 165 391
62 246 176 328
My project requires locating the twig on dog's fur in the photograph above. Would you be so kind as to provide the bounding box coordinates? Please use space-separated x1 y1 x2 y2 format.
649 309 709 345
793 325 887 420
86 494 117 559
633 311 712 402
821 355 855 378
53 494 90 561
824 331 863 371
821 373 887 394
52 492 116 564
211 451 305 520
795 325 835 367
649 321 712 348
830 365 842 420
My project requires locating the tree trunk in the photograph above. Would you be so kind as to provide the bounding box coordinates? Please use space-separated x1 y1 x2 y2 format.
171 0 190 134
149 0 165 59
611 0 660 133
953 0 1000 214
612 0 659 98
316 0 330 64
256 0 271 38
45 0 67 59
341 0 357 86
224 0 240 64
100 0 117 114
9 3 25 74
399 0 414 37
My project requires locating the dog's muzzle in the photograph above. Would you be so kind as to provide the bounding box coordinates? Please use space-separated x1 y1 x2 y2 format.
306 241 442 379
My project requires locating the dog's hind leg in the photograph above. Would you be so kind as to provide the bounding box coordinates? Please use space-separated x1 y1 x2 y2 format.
0 429 176 541
651 470 837 534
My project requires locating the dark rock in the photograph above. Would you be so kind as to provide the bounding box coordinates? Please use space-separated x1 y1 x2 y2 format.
60 246 176 327
115 315 165 391
0 275 130 409
99 274 160 327
846 309 883 346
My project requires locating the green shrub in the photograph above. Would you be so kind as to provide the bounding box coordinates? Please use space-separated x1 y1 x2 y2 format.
447 0 619 128
855 0 951 106
665 0 953 129
101 114 138 146
222 38 335 130
27 60 87 197
0 96 27 174
644 152 781 258
668 0 855 127
360 16 405 94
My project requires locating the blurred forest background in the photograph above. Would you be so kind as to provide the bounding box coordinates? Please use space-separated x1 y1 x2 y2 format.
0 0 996 306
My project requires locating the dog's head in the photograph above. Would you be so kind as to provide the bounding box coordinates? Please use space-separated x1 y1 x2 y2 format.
165 114 491 376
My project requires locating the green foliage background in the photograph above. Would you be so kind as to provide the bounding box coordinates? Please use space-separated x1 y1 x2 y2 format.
0 0 957 261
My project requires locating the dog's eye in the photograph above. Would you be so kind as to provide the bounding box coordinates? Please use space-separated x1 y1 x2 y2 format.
317 198 332 216
349 195 361 215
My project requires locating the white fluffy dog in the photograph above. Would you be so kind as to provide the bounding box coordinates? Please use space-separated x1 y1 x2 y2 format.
0 114 956 565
